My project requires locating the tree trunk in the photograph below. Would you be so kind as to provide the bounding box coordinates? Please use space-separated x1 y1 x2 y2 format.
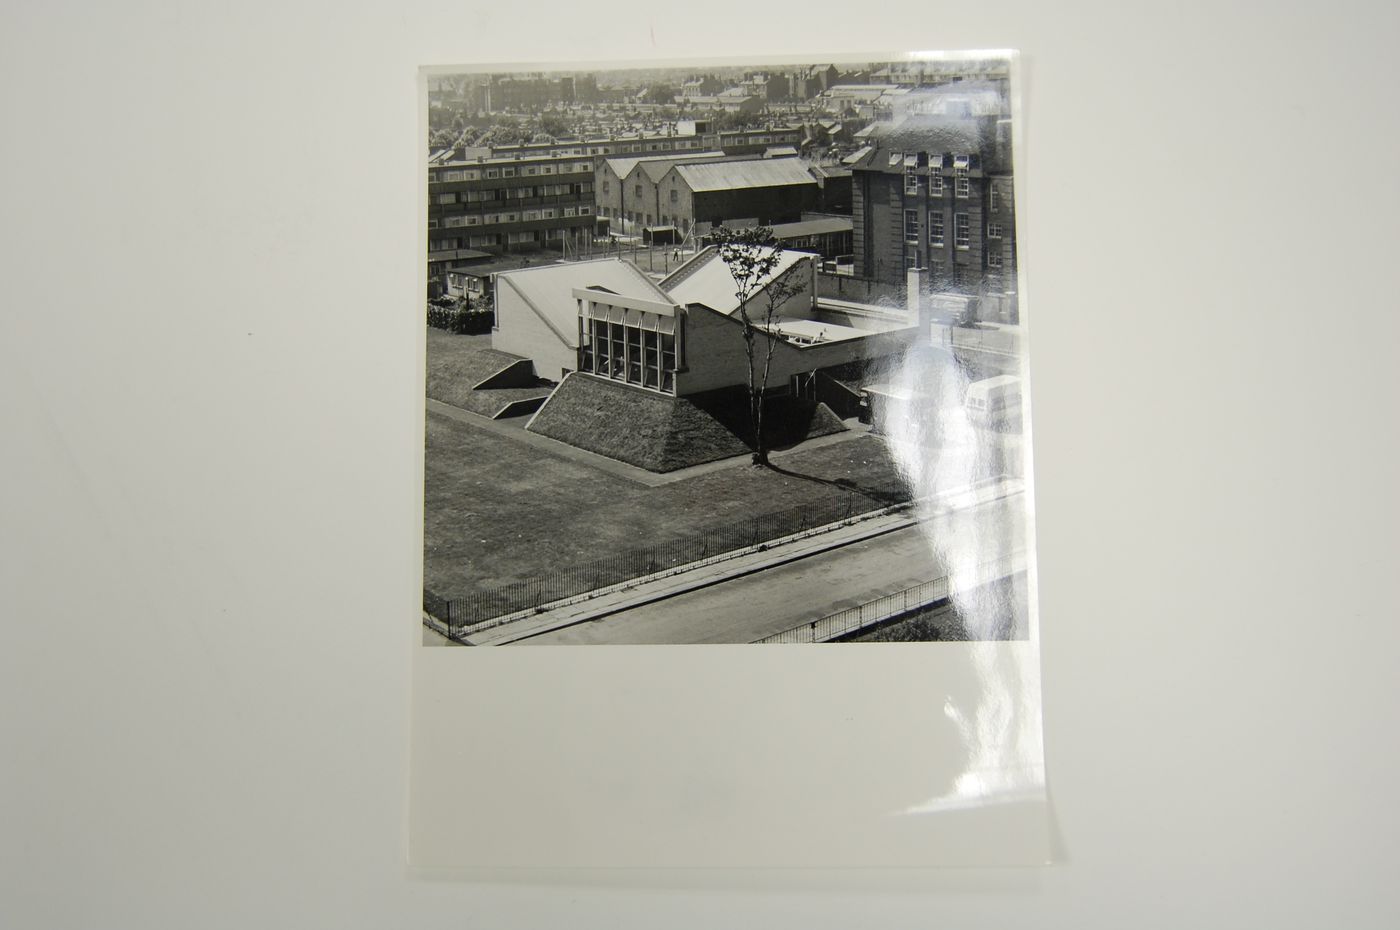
742 327 762 465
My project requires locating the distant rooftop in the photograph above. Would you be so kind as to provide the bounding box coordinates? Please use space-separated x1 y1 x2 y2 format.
670 158 816 193
852 114 1002 171
429 248 494 266
449 256 558 279
768 216 853 239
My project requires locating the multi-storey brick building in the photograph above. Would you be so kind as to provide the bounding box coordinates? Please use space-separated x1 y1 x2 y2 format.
717 125 803 156
483 74 575 111
427 152 600 285
488 129 716 161
790 64 839 100
850 114 1018 322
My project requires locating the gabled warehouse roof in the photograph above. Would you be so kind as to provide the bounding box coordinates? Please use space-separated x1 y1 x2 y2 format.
603 151 725 181
670 158 816 193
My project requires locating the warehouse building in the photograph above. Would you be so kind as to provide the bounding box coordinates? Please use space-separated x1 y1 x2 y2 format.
650 158 820 240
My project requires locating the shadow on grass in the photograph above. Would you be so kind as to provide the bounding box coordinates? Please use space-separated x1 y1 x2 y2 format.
764 460 911 508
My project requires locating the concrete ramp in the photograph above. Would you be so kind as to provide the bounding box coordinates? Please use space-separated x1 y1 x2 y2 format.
472 358 538 390
492 396 548 420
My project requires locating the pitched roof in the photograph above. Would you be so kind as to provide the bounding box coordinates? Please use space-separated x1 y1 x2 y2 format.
602 150 725 181
878 114 987 154
768 216 853 239
661 245 811 315
450 257 549 278
494 258 672 305
670 158 816 193
636 151 729 182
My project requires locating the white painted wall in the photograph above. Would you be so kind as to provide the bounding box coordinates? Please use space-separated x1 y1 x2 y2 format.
490 276 578 380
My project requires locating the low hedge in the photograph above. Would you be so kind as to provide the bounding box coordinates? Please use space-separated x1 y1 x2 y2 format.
427 304 494 335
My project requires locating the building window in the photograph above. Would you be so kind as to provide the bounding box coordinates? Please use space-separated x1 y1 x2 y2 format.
990 187 1000 211
956 176 970 198
427 218 438 228
635 184 643 198
955 213 970 249
524 210 539 221
929 169 944 195
988 250 1002 268
988 223 1002 239
669 188 678 204
436 193 456 205
929 211 944 246
582 315 677 395
904 209 919 243
661 332 676 392
646 329 663 386
603 181 610 193
904 169 918 194
610 323 625 377
626 327 643 384
466 215 479 226
578 205 590 214
485 169 499 179
444 215 466 227
904 254 918 270
442 170 463 182
525 166 538 176
502 167 516 177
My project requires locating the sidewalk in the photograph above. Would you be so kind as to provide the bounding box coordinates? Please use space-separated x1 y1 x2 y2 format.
451 476 1024 646
461 507 919 645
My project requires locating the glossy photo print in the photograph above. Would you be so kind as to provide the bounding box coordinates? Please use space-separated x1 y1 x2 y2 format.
421 53 1034 648
410 50 1049 870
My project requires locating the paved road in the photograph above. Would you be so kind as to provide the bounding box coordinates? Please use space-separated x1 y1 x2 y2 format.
516 494 1025 645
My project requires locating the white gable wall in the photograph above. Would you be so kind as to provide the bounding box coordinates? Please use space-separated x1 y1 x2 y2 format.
491 275 579 382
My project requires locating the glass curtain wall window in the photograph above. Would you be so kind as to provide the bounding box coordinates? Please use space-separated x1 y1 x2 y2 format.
580 311 678 395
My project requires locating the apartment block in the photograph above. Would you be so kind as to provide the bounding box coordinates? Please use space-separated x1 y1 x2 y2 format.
851 114 1017 322
427 152 600 283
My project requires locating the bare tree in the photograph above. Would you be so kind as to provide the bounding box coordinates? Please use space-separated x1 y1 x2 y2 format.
712 226 807 466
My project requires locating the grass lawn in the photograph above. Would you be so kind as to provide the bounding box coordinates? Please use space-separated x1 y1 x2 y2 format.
423 408 913 609
527 374 846 473
425 328 550 418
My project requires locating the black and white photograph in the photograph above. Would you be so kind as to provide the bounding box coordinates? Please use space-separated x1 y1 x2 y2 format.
13 0 1400 920
420 52 1036 646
